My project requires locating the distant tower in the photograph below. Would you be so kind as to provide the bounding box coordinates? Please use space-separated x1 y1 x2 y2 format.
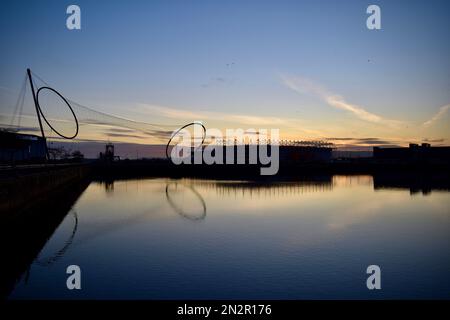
99 143 115 162
105 143 114 159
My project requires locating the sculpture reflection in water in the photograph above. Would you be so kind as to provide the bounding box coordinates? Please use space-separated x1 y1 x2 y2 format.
165 182 207 221
33 210 78 267
0 180 89 299
27 180 208 273
23 180 208 281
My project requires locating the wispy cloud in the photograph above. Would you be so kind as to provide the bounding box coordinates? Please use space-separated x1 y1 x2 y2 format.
423 138 445 143
201 77 233 88
422 104 450 127
135 103 335 140
280 74 403 127
0 85 18 94
326 137 397 145
137 104 288 126
105 132 147 139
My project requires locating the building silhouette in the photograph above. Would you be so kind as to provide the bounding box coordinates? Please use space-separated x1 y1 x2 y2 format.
373 143 450 164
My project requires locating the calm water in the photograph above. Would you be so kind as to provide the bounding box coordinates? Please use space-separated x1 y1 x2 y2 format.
9 176 450 299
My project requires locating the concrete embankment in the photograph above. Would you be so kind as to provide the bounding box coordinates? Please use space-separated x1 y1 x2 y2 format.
0 163 92 215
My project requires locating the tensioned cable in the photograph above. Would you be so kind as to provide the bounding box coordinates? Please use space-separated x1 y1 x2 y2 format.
29 71 202 145
36 86 79 139
9 73 27 129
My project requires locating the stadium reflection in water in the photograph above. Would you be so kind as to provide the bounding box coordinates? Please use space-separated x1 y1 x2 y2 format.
5 175 450 299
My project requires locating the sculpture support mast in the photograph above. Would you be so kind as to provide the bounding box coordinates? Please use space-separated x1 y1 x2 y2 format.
27 68 49 160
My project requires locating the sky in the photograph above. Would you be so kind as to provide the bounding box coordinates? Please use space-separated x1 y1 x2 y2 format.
0 0 449 151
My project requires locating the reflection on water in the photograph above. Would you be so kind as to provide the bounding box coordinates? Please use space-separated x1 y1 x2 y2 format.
0 180 89 299
5 175 450 299
34 210 78 267
166 183 207 221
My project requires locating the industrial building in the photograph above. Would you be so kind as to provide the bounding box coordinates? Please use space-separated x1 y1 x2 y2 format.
177 144 333 164
0 131 47 163
373 143 450 164
279 145 332 163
